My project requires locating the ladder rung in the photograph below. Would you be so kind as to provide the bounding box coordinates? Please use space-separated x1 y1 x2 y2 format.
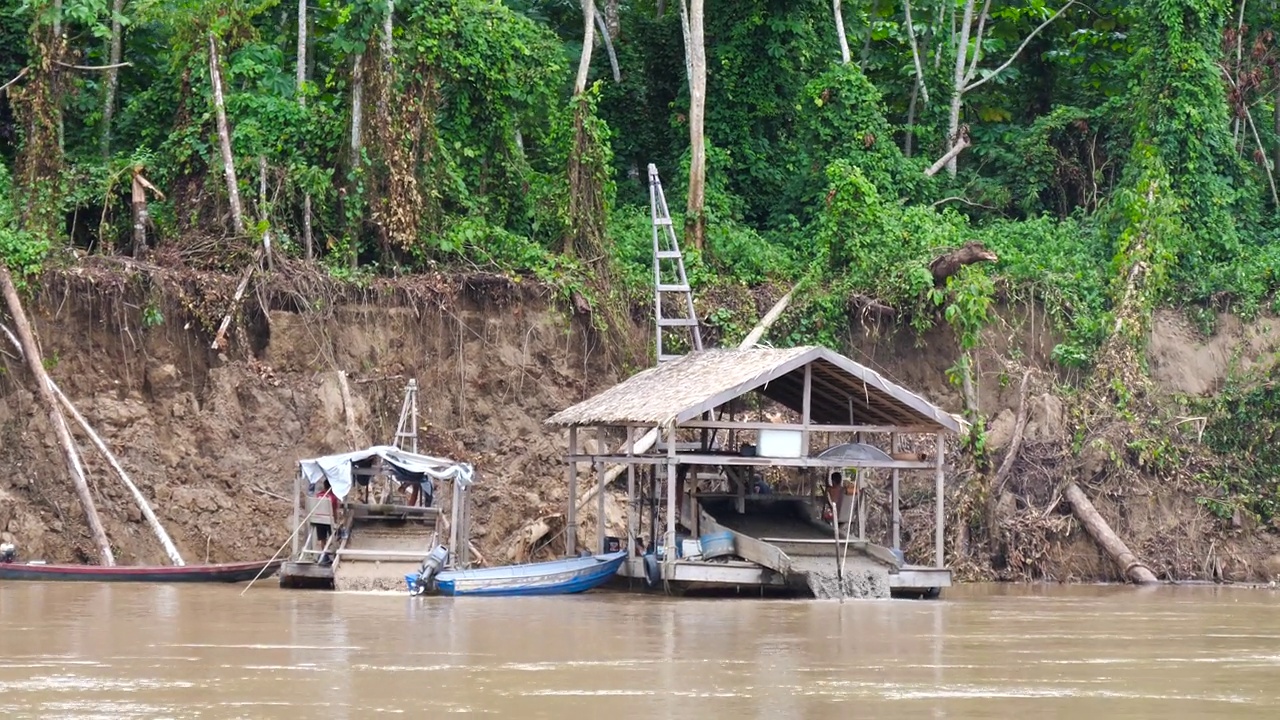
657 283 691 293
658 318 700 327
656 250 682 259
658 354 684 362
655 218 673 226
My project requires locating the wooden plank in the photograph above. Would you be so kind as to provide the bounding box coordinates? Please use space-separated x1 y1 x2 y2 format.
801 362 812 456
567 427 578 556
564 453 935 470
678 420 935 434
934 432 945 569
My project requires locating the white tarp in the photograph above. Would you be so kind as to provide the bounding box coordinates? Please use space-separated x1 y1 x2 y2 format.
298 445 475 500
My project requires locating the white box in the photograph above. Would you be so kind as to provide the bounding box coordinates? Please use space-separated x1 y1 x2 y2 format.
681 539 702 558
758 428 803 458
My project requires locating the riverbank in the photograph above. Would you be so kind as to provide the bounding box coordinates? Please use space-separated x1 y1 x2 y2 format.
1 258 1277 583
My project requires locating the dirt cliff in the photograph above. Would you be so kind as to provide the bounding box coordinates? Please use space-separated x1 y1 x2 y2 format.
2 260 1278 583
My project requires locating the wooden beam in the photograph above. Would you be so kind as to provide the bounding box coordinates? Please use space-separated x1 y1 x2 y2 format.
292 469 302 560
596 457 606 555
934 432 945 569
626 428 637 559
565 453 936 471
801 362 812 456
891 433 901 552
665 425 677 568
566 426 578 556
678 420 938 434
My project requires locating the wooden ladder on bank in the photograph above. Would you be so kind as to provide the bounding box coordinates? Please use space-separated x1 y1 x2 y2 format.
648 163 703 363
391 379 419 453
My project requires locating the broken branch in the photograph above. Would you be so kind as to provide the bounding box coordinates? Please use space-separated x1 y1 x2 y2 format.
925 136 971 176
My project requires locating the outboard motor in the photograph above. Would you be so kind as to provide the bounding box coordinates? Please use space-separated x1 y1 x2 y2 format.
0 543 16 564
411 545 450 596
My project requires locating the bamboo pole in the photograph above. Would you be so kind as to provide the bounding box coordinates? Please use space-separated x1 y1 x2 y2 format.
3 322 184 565
0 269 115 565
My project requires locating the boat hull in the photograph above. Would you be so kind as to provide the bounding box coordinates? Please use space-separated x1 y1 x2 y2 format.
420 551 627 597
0 559 283 584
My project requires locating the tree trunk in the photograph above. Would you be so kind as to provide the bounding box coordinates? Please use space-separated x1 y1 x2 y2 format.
859 0 877 70
833 0 851 64
929 240 998 282
349 51 364 269
574 0 596 94
904 81 919 157
903 0 928 105
1274 84 1280 188
208 33 245 235
684 0 707 250
1 324 185 566
0 266 115 566
604 0 620 38
947 0 976 177
1064 482 1159 584
99 0 125 157
297 0 313 259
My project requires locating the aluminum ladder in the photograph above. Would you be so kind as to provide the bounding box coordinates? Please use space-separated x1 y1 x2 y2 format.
391 379 419 453
648 163 703 363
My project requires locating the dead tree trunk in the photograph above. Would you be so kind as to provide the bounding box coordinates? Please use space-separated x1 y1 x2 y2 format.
208 33 245 235
684 0 707 250
0 266 115 566
1064 482 1159 584
929 240 998 282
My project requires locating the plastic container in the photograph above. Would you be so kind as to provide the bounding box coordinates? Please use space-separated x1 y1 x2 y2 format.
681 539 703 558
699 531 736 560
757 429 803 458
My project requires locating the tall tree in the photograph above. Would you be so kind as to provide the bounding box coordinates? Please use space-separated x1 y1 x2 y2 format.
944 0 1076 176
100 0 126 156
296 0 312 259
681 0 706 249
833 0 851 64
208 32 245 235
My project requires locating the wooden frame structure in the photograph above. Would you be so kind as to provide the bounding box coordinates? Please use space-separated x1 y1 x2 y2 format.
545 345 963 595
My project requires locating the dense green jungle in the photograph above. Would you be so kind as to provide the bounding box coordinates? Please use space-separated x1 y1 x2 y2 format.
2 0 1280 581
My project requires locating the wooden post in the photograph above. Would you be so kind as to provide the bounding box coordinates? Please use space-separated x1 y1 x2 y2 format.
1 267 115 566
291 468 302 560
801 362 813 456
890 433 901 551
856 433 866 542
934 432 945 569
596 458 606 554
455 474 465 563
566 427 578 556
626 428 637 559
665 424 677 565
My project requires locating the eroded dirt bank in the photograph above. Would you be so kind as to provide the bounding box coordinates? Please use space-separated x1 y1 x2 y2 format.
1 261 1278 583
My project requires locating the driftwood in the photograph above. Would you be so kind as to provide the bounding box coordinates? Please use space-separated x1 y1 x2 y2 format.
1064 482 1159 584
0 267 116 566
209 245 265 350
930 241 999 283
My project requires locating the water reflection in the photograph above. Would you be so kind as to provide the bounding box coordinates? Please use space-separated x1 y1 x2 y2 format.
0 583 1278 718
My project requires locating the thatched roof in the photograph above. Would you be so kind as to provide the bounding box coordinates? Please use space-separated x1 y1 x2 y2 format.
546 346 961 433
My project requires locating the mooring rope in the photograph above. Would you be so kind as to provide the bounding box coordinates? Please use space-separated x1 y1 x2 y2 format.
240 498 324 596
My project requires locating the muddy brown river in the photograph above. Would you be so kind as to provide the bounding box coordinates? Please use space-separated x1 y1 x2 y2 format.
1 582 1277 718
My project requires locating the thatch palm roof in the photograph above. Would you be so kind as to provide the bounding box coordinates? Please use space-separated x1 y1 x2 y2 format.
546 346 961 433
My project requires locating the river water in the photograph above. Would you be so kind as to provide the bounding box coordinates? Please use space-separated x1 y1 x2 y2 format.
1 582 1277 718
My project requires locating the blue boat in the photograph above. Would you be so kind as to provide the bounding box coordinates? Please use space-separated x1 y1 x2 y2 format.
406 551 627 597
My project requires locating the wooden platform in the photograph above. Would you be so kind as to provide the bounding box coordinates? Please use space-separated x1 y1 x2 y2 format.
279 561 335 589
613 554 950 599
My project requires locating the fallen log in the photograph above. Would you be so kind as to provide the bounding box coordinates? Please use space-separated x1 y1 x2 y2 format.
4 322 186 566
930 241 999 284
0 267 115 566
1064 481 1159 584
